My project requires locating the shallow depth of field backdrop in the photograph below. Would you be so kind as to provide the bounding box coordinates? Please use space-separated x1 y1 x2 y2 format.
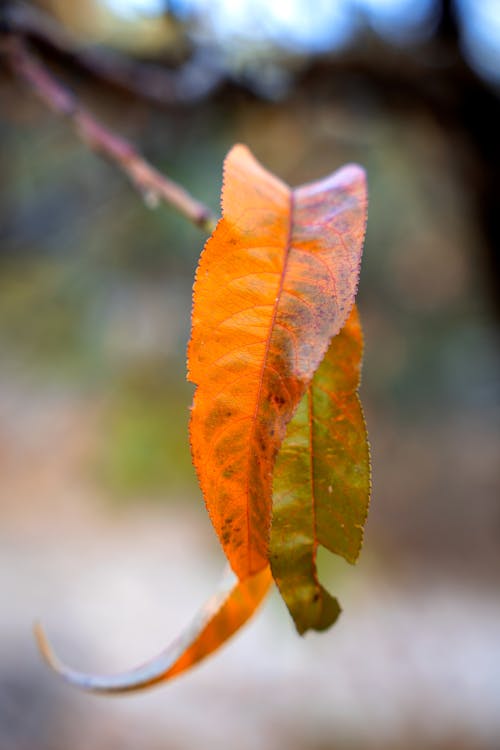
1 1 499 749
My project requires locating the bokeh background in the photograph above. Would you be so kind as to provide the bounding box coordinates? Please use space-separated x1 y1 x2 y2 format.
1 1 499 749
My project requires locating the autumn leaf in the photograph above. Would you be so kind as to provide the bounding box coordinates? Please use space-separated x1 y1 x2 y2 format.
34 566 271 693
270 305 370 634
35 144 369 692
188 144 367 580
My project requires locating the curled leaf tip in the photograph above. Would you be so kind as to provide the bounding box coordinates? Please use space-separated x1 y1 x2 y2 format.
33 566 272 695
34 621 116 693
34 621 58 671
34 621 129 694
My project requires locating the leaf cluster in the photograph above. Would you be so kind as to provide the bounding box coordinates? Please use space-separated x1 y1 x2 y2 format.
36 144 370 692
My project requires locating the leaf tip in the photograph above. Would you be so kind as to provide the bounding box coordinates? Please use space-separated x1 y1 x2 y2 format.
335 162 367 187
34 620 65 677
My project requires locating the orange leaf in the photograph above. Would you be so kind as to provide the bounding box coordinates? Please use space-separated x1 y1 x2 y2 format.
34 566 272 693
188 145 367 579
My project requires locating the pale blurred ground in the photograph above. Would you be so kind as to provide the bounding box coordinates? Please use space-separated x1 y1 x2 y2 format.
1 1 500 749
0 381 499 750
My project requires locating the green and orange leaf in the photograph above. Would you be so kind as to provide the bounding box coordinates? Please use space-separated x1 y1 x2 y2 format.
270 306 370 634
188 144 367 580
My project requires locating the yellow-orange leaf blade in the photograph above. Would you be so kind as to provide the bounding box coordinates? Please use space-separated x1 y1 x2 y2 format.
35 566 272 693
270 306 370 634
188 144 367 579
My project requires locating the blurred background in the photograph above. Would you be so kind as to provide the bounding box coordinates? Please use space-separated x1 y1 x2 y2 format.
0 1 499 748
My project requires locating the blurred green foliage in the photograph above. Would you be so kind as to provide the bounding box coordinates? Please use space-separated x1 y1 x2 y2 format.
94 364 195 499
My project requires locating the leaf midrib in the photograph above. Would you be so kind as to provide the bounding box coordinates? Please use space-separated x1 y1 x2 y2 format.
244 189 296 575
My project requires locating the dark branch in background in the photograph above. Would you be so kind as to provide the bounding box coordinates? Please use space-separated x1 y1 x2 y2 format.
299 12 500 313
435 0 500 313
2 36 217 233
3 2 223 105
1 0 498 302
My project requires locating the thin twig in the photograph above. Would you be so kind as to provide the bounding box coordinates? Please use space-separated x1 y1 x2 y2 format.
4 2 223 105
3 35 218 233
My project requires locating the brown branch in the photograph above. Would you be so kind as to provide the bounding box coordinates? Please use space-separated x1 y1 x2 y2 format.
2 35 218 233
4 3 223 106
